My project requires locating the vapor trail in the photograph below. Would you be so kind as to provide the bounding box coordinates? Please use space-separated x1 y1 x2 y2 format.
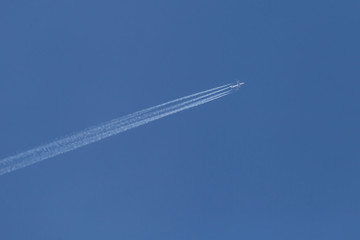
0 83 237 176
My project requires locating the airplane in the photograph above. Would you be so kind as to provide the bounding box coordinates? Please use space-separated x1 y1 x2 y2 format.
230 80 245 90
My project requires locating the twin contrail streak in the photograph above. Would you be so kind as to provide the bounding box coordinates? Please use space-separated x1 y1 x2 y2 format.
0 83 240 176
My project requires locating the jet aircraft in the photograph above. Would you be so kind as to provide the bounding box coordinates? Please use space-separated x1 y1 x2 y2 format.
230 80 245 90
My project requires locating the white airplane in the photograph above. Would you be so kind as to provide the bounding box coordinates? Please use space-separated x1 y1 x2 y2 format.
230 80 245 89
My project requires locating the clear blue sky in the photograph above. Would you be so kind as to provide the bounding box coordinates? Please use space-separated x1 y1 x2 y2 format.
0 1 359 239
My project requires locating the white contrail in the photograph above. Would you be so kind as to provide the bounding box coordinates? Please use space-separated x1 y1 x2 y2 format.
0 83 238 176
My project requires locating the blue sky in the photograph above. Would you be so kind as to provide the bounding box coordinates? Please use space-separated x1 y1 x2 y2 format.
0 0 359 239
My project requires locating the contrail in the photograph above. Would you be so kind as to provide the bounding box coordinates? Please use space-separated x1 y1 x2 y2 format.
0 82 242 176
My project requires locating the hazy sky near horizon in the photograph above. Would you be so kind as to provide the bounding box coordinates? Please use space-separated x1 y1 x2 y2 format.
1 1 359 239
